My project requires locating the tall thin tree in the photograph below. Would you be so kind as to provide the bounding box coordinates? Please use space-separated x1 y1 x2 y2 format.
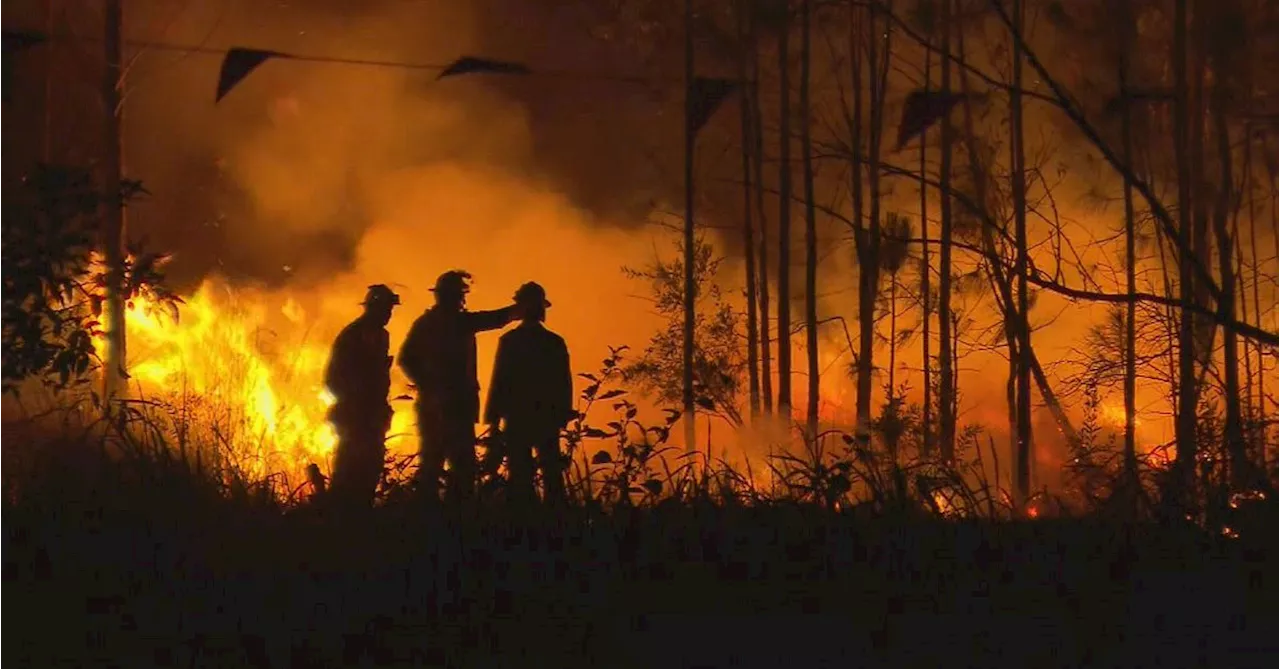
847 0 865 429
1172 0 1197 499
1244 127 1266 444
855 0 892 435
1011 0 1032 507
739 1 762 419
801 0 820 439
1118 0 1140 495
1208 3 1245 490
752 27 774 415
101 0 127 400
683 0 698 456
937 0 956 463
776 4 794 418
919 38 933 457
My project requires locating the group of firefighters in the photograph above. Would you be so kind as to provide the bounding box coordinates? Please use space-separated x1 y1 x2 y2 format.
321 270 575 508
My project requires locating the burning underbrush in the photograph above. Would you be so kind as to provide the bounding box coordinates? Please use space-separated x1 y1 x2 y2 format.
76 278 418 491
2 255 1271 527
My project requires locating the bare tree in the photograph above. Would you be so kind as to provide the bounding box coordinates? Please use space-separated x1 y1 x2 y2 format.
801 0 820 439
1010 0 1032 507
865 0 894 435
1172 0 1197 500
937 0 956 463
1206 0 1246 489
752 25 775 416
738 0 762 418
776 2 794 418
101 0 127 400
1117 0 1140 496
918 15 933 457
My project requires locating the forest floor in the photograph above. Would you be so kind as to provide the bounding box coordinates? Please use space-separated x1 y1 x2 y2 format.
6 485 1276 669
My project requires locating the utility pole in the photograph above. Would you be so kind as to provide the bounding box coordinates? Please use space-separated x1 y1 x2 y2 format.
43 0 56 161
102 0 128 401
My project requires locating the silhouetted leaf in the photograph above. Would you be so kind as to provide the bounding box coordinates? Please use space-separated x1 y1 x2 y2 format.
591 450 613 464
598 389 627 400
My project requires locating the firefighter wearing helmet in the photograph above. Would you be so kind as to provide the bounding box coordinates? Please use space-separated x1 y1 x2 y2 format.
484 282 575 505
397 270 520 503
325 284 400 508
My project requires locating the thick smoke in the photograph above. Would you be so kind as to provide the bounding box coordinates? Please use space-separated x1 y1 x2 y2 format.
101 0 690 289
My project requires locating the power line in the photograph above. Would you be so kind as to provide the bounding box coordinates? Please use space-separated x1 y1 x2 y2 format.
9 28 683 87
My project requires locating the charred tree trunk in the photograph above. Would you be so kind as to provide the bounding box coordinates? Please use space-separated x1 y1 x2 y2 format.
801 0 820 440
740 5 762 419
919 45 933 457
856 0 891 436
1011 0 1032 508
752 14 774 416
1245 129 1267 452
951 27 1021 488
682 0 698 456
101 0 127 401
1210 33 1244 490
1172 0 1198 500
1118 0 1140 495
847 0 865 431
937 0 956 464
776 9 794 419
958 8 1077 480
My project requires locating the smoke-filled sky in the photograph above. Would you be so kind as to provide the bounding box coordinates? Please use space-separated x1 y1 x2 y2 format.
90 0 693 287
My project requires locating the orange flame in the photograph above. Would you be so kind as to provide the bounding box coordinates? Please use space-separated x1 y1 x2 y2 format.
94 279 416 483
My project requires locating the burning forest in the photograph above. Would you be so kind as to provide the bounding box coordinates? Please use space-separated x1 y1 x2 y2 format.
3 0 1277 666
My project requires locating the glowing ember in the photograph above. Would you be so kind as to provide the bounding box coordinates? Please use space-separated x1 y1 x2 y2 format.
1099 403 1142 429
931 491 955 516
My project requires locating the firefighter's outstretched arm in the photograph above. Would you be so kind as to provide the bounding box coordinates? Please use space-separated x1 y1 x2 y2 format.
463 305 517 333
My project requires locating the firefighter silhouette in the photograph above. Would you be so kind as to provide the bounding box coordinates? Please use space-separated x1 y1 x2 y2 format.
397 270 519 503
484 282 574 505
325 284 400 508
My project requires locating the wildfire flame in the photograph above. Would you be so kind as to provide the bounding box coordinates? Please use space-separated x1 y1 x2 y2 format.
93 279 416 484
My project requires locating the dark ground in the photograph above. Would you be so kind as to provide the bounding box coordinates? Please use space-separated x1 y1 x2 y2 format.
5 498 1276 669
